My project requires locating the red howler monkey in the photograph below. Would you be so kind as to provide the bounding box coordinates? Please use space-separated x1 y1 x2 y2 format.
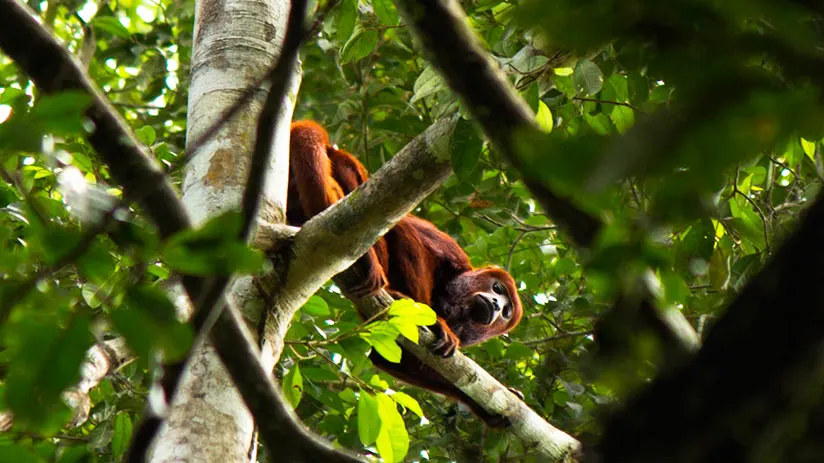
288 120 523 426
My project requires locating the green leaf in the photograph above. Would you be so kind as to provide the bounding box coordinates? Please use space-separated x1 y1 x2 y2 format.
112 285 193 363
388 318 419 343
520 82 540 112
0 443 46 463
375 393 409 463
536 100 553 133
301 367 340 382
56 446 92 463
363 331 402 363
357 390 381 445
388 299 437 325
341 27 378 64
504 342 533 360
554 257 577 276
136 125 157 145
91 16 131 38
77 240 116 284
574 59 604 96
282 364 304 408
162 211 264 276
29 91 92 134
301 295 330 316
728 196 766 251
111 412 133 458
801 137 816 161
411 66 445 103
372 0 399 25
334 0 358 43
89 420 113 449
6 315 93 432
709 246 729 291
368 374 390 391
584 112 613 135
390 391 424 418
610 105 635 134
451 118 482 180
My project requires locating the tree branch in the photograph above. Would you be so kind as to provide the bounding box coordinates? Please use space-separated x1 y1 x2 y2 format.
254 116 580 460
127 0 311 459
0 3 360 462
599 193 824 462
345 291 582 461
392 0 699 360
256 118 456 358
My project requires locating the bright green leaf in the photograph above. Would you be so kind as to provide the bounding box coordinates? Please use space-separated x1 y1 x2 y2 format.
363 332 402 363
136 126 157 145
302 295 331 316
390 391 424 418
388 318 419 343
282 364 304 408
536 100 553 133
801 137 816 161
375 393 409 463
388 299 437 326
357 390 381 445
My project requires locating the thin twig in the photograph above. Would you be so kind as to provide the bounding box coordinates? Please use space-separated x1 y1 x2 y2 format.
522 330 593 346
572 96 645 113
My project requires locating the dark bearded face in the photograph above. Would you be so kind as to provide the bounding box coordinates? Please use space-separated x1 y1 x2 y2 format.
438 267 523 346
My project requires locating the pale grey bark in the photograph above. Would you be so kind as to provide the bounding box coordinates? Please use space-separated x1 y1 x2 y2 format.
254 117 581 461
149 0 299 460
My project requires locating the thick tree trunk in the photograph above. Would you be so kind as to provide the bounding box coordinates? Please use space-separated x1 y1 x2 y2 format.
148 0 298 461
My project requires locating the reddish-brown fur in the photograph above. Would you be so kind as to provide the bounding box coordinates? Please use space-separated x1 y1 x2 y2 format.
288 120 523 426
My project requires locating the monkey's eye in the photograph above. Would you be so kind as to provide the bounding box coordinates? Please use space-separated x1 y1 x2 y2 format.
492 281 506 295
502 305 512 319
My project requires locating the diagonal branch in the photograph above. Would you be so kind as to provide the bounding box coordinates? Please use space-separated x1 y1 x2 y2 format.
0 2 360 462
255 117 581 461
392 0 699 360
0 2 579 461
343 291 582 461
255 118 456 358
599 192 824 461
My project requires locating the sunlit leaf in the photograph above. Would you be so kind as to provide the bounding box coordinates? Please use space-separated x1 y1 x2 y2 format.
536 100 553 133
283 364 304 408
357 390 381 445
390 391 424 418
375 393 409 463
